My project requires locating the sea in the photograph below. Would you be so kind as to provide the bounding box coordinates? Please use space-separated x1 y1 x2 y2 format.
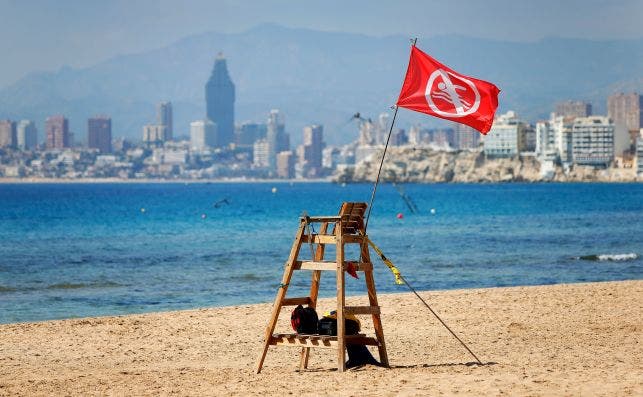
0 182 641 324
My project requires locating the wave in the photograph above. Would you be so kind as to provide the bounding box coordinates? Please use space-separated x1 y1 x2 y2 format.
574 253 639 262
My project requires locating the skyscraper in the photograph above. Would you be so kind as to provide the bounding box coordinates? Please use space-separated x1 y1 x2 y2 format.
301 124 324 176
205 53 235 148
16 120 37 150
190 119 217 150
45 115 69 149
0 120 16 148
266 109 289 171
156 101 173 140
142 124 168 148
608 93 642 132
88 115 112 153
555 100 592 118
608 93 642 151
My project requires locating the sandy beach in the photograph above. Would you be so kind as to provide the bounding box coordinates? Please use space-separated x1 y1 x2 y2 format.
1 280 641 396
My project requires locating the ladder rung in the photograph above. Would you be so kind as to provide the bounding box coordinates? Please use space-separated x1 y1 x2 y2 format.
344 305 381 315
296 261 338 271
281 297 312 306
294 261 373 272
302 234 336 244
300 216 341 222
270 333 380 348
343 235 367 244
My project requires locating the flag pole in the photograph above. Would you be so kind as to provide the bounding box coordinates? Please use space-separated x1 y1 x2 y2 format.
363 38 485 365
364 38 417 232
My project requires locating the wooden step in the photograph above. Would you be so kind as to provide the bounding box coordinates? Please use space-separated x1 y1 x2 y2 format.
293 261 373 271
270 333 380 349
344 305 381 315
301 234 336 244
281 297 312 306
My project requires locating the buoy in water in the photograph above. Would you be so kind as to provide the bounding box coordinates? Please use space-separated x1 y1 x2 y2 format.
271 187 278 194
140 207 146 213
201 213 207 219
430 208 436 215
396 213 404 219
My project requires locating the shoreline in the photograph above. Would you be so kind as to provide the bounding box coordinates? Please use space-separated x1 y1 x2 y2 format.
1 279 639 327
1 280 641 395
0 177 641 184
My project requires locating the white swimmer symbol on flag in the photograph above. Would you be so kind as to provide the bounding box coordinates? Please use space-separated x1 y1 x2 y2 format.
425 69 481 118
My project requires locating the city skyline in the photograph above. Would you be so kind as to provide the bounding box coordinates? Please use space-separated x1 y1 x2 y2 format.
0 24 641 146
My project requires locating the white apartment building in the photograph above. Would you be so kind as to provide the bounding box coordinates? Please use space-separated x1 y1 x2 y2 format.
483 111 526 157
571 116 614 167
253 138 270 168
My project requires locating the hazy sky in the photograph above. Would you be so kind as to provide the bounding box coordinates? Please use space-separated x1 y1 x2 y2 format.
1 0 642 88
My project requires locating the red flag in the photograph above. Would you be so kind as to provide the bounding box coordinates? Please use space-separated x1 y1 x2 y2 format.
396 46 500 134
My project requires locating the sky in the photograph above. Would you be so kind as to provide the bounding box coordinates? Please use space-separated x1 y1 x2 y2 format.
0 0 642 88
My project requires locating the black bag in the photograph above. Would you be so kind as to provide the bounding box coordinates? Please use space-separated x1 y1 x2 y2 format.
346 344 382 368
290 305 318 334
318 316 360 336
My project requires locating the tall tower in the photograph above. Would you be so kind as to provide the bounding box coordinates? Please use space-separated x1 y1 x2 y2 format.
88 115 112 153
156 101 173 140
45 115 69 149
205 53 235 148
16 120 37 150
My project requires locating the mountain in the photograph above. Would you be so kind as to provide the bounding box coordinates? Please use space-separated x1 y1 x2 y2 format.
0 24 642 145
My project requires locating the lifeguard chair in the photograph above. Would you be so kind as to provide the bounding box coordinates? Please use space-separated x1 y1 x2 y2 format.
256 202 389 373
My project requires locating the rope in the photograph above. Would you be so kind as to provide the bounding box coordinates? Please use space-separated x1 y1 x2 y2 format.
366 235 483 365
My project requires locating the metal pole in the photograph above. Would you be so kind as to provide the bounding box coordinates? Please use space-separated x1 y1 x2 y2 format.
364 37 417 232
364 105 399 232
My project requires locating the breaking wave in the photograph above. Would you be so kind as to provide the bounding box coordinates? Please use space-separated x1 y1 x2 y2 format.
574 253 639 262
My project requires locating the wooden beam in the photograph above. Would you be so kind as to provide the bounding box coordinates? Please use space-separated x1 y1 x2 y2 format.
281 297 312 306
344 305 381 315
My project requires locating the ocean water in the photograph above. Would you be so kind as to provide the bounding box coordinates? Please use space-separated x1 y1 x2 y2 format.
0 182 641 324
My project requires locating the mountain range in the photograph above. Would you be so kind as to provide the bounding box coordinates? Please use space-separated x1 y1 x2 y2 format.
0 23 641 145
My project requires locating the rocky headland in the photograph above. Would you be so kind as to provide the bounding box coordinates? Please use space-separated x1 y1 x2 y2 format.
333 147 641 183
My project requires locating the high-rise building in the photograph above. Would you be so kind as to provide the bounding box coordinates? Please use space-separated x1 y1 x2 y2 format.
301 124 324 175
88 115 112 153
0 120 16 148
156 102 173 140
555 100 592 118
608 93 642 132
266 109 289 171
452 123 480 150
608 93 643 152
571 116 614 167
190 119 217 150
276 151 295 179
483 111 526 157
535 119 556 161
253 138 270 168
234 121 266 147
142 124 169 147
16 120 37 150
45 115 70 149
205 53 235 148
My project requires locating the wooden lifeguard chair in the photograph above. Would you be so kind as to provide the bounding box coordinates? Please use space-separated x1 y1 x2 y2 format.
256 202 389 373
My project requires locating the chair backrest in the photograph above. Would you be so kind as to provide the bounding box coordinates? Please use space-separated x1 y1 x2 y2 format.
338 202 367 235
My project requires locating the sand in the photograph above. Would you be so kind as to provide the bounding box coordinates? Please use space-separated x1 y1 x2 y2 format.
0 280 641 396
